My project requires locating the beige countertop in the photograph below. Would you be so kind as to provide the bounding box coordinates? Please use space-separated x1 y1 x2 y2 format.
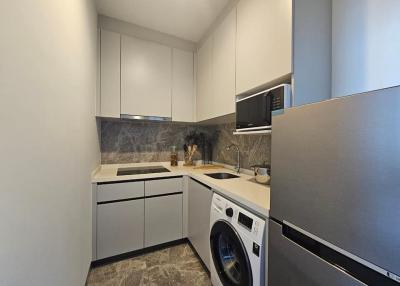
92 162 270 218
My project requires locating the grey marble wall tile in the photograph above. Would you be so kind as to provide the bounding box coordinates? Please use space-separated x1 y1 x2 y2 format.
206 122 271 169
100 119 270 169
101 119 201 164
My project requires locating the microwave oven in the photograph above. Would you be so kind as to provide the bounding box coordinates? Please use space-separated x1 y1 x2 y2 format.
235 84 291 133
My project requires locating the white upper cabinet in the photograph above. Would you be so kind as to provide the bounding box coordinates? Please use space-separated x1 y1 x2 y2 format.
236 0 292 94
121 35 172 118
100 29 121 118
99 30 195 121
172 48 195 122
196 8 236 122
196 36 214 122
196 0 292 121
96 29 101 117
212 7 236 118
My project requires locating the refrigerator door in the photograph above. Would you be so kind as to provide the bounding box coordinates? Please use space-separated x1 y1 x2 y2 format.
270 86 400 276
269 220 367 286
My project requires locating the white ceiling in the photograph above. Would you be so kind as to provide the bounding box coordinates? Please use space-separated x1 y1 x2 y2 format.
95 0 231 42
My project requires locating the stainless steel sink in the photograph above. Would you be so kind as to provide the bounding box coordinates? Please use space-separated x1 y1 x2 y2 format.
205 172 239 179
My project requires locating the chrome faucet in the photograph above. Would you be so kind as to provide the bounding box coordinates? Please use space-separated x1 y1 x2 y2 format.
226 144 240 173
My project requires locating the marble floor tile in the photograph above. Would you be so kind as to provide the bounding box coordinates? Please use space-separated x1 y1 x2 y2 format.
86 243 211 286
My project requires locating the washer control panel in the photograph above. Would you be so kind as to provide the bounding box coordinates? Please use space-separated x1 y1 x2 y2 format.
238 212 253 230
212 193 265 244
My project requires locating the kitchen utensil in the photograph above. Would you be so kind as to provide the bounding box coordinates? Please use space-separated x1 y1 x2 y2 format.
251 164 271 184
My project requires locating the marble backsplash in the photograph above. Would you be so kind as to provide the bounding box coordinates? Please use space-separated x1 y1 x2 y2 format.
210 122 271 170
100 119 270 169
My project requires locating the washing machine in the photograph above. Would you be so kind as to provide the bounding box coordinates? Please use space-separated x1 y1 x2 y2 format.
209 193 266 286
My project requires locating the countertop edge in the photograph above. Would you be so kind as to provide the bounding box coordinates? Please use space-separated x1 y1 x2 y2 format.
92 164 270 219
187 173 269 219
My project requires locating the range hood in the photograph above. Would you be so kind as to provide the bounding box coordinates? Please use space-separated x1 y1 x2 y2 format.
120 114 172 122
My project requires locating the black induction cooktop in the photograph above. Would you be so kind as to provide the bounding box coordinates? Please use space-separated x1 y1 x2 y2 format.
117 166 171 176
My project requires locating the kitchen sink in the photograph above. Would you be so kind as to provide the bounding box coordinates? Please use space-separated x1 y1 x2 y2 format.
205 172 239 179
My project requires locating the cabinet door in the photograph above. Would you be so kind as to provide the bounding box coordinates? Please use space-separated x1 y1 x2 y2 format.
196 36 213 122
236 0 292 94
172 49 195 122
145 177 182 197
121 35 172 118
96 28 101 117
212 7 236 118
97 199 144 259
100 29 121 118
97 181 144 202
188 179 213 270
144 194 183 247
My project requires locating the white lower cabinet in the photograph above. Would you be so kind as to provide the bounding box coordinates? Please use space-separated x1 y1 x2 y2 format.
97 199 145 259
95 177 184 260
145 177 182 196
145 194 183 247
188 178 213 270
97 181 144 202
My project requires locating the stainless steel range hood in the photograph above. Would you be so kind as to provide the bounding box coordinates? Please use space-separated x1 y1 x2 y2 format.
120 114 172 122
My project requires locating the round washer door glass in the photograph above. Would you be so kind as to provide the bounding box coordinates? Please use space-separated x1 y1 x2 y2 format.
210 221 252 286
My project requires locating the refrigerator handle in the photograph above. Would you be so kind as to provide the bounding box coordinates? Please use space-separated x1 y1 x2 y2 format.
281 221 400 285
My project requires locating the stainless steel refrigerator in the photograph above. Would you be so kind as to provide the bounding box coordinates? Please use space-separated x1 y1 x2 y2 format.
268 86 400 286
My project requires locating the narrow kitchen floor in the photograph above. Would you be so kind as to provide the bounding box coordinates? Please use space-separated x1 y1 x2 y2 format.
86 243 211 286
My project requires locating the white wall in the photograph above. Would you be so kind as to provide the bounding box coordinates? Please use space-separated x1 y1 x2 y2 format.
0 1 99 285
292 0 332 106
332 0 400 97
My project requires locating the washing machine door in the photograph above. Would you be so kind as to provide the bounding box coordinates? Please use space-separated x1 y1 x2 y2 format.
210 220 252 286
